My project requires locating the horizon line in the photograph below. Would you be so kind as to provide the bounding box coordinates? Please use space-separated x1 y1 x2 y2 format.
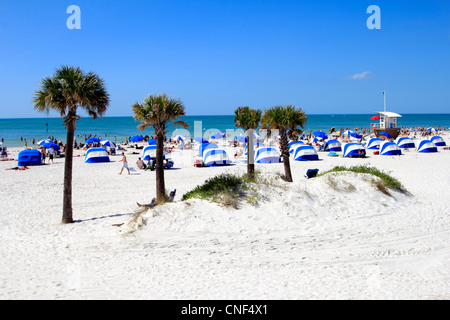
2 112 450 120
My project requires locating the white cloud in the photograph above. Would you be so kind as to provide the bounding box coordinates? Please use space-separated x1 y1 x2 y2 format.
346 71 372 80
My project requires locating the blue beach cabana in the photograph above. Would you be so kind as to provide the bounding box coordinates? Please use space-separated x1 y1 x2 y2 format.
417 140 438 153
292 145 319 161
323 139 342 152
18 150 42 166
343 143 366 158
365 138 382 150
85 148 110 163
202 149 231 167
395 137 415 149
254 147 281 164
431 136 446 147
379 141 402 156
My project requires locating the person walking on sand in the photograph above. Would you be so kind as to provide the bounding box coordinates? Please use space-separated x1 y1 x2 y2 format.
119 152 130 175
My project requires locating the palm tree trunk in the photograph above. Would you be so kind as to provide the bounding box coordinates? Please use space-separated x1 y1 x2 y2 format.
280 128 293 182
62 118 75 224
155 135 166 204
247 129 255 179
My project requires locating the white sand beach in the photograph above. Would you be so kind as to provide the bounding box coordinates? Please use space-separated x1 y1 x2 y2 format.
0 135 449 299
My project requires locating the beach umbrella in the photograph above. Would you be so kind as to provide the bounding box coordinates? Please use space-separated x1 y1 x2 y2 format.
40 141 60 151
148 139 157 145
313 137 323 142
378 131 391 140
100 140 116 148
371 116 380 120
235 136 247 143
86 137 101 144
426 127 436 132
313 131 328 139
37 139 52 146
211 133 225 139
342 130 355 136
447 127 450 130
173 135 186 141
194 137 208 144
129 136 144 142
253 132 261 139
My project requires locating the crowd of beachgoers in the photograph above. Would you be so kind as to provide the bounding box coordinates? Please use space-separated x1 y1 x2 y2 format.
1 124 448 166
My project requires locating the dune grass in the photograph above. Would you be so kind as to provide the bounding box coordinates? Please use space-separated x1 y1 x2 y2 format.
182 172 285 208
182 173 244 208
319 165 409 195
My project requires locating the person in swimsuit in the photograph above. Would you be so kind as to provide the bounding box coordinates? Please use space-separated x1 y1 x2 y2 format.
119 152 130 175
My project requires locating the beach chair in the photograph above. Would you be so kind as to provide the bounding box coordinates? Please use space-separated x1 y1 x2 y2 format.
305 169 319 179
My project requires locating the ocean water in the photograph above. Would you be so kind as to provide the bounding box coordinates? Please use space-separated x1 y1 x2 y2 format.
1 114 449 148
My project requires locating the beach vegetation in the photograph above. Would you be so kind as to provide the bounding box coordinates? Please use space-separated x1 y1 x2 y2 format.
234 106 262 179
182 173 242 208
132 93 188 204
33 65 110 224
261 105 307 182
182 171 286 208
319 165 409 195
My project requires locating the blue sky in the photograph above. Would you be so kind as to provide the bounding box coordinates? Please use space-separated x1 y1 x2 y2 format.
0 0 449 118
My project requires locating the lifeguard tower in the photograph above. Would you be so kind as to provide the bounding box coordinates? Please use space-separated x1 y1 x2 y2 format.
372 91 402 140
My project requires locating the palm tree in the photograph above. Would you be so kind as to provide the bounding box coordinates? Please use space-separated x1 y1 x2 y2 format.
234 106 262 178
261 105 307 182
132 93 188 204
33 65 110 224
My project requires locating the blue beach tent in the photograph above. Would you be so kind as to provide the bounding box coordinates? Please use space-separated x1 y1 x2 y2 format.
85 148 110 163
396 137 415 149
365 138 382 150
379 142 402 156
199 143 218 156
293 145 319 161
142 145 156 161
254 147 281 164
430 136 446 147
202 149 231 167
323 139 342 152
343 143 366 158
18 150 42 166
289 141 305 153
417 140 438 153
